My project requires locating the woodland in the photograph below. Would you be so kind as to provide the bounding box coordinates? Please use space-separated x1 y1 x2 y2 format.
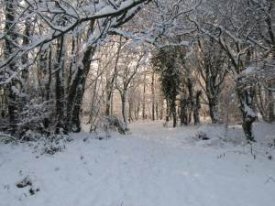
1 1 275 206
0 0 275 141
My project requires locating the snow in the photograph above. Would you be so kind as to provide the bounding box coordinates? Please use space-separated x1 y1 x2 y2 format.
1 121 275 206
244 104 257 118
243 66 257 75
94 0 136 17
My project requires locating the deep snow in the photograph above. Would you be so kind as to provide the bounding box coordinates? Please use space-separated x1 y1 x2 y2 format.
0 121 275 206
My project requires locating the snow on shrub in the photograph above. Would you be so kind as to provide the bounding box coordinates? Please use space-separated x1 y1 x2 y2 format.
91 116 128 139
193 124 245 147
40 135 67 155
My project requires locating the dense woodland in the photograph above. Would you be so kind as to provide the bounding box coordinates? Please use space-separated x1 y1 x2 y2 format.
0 0 275 142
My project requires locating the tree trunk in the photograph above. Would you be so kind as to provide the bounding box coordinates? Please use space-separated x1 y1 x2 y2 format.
237 79 257 142
66 20 97 132
7 86 17 134
165 99 170 123
208 97 220 124
180 97 188 125
135 102 140 120
45 47 52 102
267 82 275 122
105 38 122 116
67 45 96 132
171 99 177 128
151 71 155 121
159 98 164 120
187 78 194 124
121 92 128 129
142 73 146 119
156 102 159 120
194 91 201 125
4 0 18 135
55 36 66 133
128 97 133 122
105 88 112 116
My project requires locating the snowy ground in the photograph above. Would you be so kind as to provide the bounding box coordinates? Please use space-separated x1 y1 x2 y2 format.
1 121 275 206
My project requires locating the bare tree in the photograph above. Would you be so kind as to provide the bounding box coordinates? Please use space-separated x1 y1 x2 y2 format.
116 45 146 128
0 0 151 136
195 37 228 123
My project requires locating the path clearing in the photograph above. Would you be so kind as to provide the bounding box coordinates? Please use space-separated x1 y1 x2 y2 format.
1 121 275 206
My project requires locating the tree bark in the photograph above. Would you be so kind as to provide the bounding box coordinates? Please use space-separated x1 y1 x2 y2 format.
267 82 275 122
180 96 188 125
151 71 155 121
187 78 194 124
55 36 66 133
142 72 146 119
128 97 133 122
4 0 18 135
105 38 122 116
208 97 219 124
66 45 96 132
194 91 202 125
237 79 257 142
65 20 97 132
120 92 128 128
171 100 177 128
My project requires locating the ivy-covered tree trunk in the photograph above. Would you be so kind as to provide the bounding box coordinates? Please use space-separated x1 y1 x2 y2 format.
67 45 96 132
171 98 177 128
151 71 155 121
237 78 257 142
187 78 194 124
267 82 275 122
265 1 275 122
55 36 66 133
193 90 202 125
180 96 188 125
66 20 96 132
152 46 180 127
45 47 52 102
165 99 170 124
208 96 219 124
4 0 18 135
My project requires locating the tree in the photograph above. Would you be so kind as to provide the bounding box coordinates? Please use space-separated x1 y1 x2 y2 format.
116 43 146 128
193 0 262 141
105 38 124 117
247 0 275 122
3 0 19 135
195 37 228 123
0 0 151 136
152 46 180 128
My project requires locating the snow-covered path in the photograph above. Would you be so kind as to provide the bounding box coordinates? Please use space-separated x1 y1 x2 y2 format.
1 121 275 206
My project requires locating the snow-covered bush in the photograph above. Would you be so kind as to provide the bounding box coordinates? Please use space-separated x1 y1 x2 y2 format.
40 134 70 155
193 124 245 147
0 133 17 144
196 131 210 140
91 116 128 138
18 99 54 137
